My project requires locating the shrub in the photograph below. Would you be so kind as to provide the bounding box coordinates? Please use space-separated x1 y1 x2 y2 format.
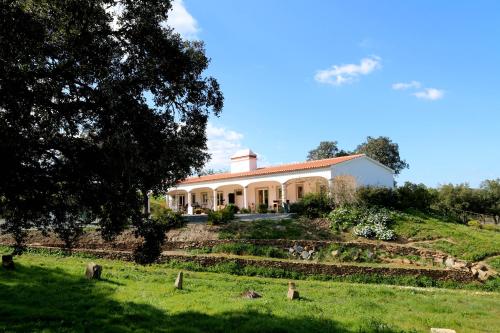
328 207 364 232
207 206 235 225
396 182 436 211
225 204 239 215
299 192 332 218
289 201 304 215
257 204 268 214
357 186 398 208
353 223 395 240
329 206 396 240
239 208 251 214
289 193 332 218
151 206 185 229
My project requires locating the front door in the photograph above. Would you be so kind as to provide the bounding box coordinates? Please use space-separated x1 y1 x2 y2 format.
257 189 269 206
228 193 235 205
177 195 185 211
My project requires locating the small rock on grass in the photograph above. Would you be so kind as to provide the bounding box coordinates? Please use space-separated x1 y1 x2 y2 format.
175 272 183 289
2 255 14 270
287 288 299 300
85 262 102 279
287 281 299 300
241 290 261 299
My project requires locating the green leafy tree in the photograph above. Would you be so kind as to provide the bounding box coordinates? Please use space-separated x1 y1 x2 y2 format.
307 141 341 160
355 136 409 175
0 0 223 261
480 179 500 223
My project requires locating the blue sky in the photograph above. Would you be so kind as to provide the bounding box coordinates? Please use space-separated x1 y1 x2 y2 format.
169 0 500 187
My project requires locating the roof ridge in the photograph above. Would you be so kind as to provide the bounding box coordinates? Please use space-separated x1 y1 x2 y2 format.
182 154 364 184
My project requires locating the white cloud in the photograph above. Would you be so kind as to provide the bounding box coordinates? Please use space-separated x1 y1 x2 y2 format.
314 56 381 86
392 81 421 90
105 1 200 40
206 123 244 169
167 0 200 39
413 88 444 101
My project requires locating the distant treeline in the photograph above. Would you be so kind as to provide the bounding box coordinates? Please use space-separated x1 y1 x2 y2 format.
357 179 500 224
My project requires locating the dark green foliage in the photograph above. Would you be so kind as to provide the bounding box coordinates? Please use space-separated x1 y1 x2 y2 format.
150 206 185 229
355 136 409 175
307 141 339 160
207 207 235 225
225 204 239 215
357 187 398 209
289 193 332 218
0 0 223 262
396 182 437 211
480 179 500 222
133 218 168 265
257 204 268 214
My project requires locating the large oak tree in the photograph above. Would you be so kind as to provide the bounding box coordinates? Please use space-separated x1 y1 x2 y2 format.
0 0 223 261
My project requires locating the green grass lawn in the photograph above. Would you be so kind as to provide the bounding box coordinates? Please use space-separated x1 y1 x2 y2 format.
1 251 499 332
393 211 500 261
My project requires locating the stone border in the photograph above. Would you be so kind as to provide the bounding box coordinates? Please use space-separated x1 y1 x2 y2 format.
19 245 477 283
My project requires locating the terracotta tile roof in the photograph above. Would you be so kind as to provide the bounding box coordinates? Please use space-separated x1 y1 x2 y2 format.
180 154 365 185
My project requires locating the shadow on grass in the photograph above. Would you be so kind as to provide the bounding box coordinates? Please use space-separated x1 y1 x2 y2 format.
0 263 409 333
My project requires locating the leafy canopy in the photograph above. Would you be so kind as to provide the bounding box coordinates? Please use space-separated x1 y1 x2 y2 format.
0 0 223 259
307 141 350 160
355 136 409 175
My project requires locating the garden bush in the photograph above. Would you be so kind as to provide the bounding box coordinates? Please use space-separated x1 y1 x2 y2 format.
289 193 332 218
150 206 185 229
328 206 396 240
356 186 398 208
257 204 268 214
207 206 235 225
225 204 239 215
328 207 365 232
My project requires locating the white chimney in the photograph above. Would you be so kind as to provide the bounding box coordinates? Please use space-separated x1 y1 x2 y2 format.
230 149 257 173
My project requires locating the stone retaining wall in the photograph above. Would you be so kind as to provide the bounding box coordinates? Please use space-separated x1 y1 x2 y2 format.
22 245 476 283
162 239 445 259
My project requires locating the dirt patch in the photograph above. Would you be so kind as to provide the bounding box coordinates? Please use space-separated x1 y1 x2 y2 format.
166 224 220 242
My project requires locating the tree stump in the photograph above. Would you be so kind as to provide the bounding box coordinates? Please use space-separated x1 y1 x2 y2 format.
2 255 14 270
287 281 299 300
85 262 102 279
174 271 183 289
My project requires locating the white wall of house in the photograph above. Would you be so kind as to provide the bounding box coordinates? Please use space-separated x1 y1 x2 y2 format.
331 156 394 188
166 154 394 213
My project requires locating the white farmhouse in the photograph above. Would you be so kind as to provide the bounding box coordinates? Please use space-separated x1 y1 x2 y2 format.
166 149 394 214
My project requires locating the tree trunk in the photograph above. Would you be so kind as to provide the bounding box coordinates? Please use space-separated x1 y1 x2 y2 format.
143 191 150 218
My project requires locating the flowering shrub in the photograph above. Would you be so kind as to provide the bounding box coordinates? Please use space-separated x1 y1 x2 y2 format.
353 223 395 240
329 206 397 240
328 207 364 232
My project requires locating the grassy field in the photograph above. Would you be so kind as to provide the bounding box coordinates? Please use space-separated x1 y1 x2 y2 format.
393 211 500 261
1 250 499 332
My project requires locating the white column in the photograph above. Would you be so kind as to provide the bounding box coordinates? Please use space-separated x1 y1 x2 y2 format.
243 186 248 209
187 191 193 215
166 194 173 209
281 183 286 205
213 189 218 211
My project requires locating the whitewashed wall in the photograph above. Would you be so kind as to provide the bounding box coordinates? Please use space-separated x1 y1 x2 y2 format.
331 156 394 188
